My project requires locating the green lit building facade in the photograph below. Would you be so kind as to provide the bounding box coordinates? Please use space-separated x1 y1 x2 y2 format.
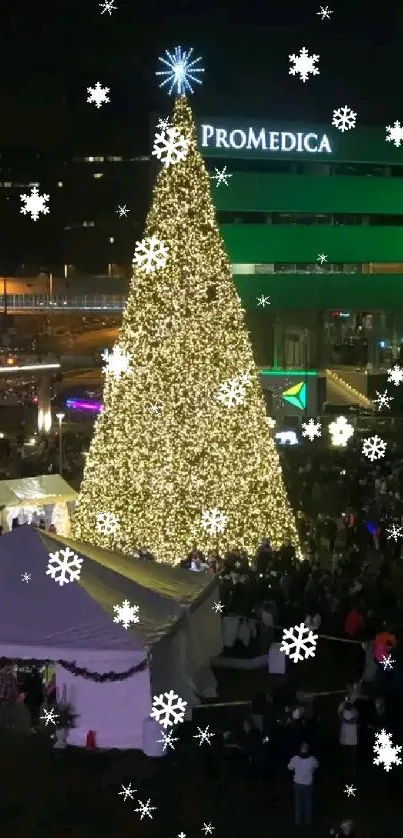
199 118 403 371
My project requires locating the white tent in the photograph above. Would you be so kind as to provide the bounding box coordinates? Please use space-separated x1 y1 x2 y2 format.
0 475 77 534
0 526 222 750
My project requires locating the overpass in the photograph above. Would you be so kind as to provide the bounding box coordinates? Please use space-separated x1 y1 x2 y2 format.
0 294 125 312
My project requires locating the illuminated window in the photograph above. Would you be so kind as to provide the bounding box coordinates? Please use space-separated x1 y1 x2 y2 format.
58 181 63 187
84 156 104 162
107 156 122 162
82 221 95 227
93 172 104 179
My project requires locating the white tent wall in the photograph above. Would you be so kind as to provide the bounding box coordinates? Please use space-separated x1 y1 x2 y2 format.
150 586 222 707
55 658 152 750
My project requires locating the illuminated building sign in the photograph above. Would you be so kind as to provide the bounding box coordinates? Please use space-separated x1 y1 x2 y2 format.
201 125 332 155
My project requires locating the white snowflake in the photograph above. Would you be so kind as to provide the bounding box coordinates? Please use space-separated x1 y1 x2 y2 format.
116 204 129 217
317 4 333 18
328 415 354 447
385 523 403 542
118 782 136 801
152 127 189 167
193 725 215 746
101 345 132 380
373 729 402 772
87 82 110 108
266 416 276 428
317 253 328 264
387 364 403 386
380 654 394 671
21 572 31 583
212 601 224 613
202 825 215 836
362 435 387 462
344 784 356 797
113 600 140 629
301 418 322 441
257 295 271 308
96 511 119 535
157 729 179 751
20 186 50 221
99 0 117 13
210 166 232 187
386 121 403 148
200 507 228 536
372 389 393 410
40 707 59 726
280 622 318 663
289 47 320 82
216 376 247 408
134 799 157 820
156 46 204 95
156 116 172 132
133 235 169 274
332 106 357 132
46 548 83 587
150 690 187 729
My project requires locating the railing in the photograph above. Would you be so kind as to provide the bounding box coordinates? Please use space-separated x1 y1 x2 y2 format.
0 294 126 311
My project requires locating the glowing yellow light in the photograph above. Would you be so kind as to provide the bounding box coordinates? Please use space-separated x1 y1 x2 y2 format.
73 96 301 564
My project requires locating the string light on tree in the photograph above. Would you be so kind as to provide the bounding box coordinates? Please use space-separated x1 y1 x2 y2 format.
72 96 301 564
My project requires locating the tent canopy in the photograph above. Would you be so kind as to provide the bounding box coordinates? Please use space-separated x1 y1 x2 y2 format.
0 525 218 662
0 475 77 508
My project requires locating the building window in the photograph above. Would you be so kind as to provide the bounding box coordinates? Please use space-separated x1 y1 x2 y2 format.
93 172 104 179
83 156 105 163
107 156 122 162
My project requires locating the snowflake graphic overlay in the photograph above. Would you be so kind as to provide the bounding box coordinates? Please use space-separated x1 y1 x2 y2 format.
96 511 119 535
280 622 318 662
373 729 402 772
134 799 157 820
40 707 59 726
212 601 224 613
202 825 215 836
385 523 403 542
301 419 322 441
210 166 232 187
201 507 228 536
116 204 129 217
216 376 247 407
387 364 403 386
380 654 394 671
289 48 320 82
362 435 387 461
156 46 205 95
133 236 169 273
372 390 393 410
118 782 136 801
328 416 354 447
20 187 50 221
193 725 215 746
101 346 132 380
344 784 356 797
257 295 271 307
87 82 110 108
317 5 333 19
156 117 172 132
150 690 187 729
157 729 179 751
386 121 403 148
332 106 357 132
99 0 117 13
46 548 83 586
317 253 328 264
152 127 189 167
113 600 140 630
21 572 31 583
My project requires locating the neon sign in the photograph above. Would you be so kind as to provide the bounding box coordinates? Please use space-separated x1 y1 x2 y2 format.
201 125 332 154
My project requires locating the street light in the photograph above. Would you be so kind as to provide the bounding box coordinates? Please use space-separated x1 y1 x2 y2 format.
55 413 65 475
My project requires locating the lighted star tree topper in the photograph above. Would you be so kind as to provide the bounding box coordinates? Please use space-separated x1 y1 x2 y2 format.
72 96 301 564
156 46 205 95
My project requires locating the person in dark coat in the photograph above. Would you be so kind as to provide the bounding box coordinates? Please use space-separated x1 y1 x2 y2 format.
23 666 44 730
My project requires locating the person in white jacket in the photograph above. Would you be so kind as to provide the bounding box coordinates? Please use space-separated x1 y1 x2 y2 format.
288 742 319 826
338 699 358 778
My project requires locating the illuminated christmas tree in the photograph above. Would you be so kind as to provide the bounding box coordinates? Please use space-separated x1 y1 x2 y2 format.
72 95 301 563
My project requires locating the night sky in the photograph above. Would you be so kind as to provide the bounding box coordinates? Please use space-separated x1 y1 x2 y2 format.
1 0 403 139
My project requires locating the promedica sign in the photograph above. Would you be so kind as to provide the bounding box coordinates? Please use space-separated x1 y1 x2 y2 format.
199 121 333 160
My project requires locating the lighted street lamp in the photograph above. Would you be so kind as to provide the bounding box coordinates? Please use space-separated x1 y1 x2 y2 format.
55 413 65 475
